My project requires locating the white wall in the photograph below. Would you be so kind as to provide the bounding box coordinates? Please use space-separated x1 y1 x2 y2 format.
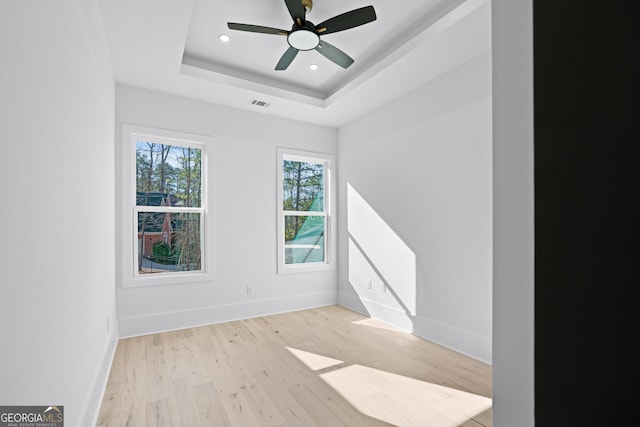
115 85 338 337
337 15 492 362
0 1 117 426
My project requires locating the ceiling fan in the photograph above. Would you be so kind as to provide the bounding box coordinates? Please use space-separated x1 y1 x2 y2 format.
227 0 377 70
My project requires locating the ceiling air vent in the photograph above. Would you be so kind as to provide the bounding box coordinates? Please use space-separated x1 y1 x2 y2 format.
249 99 271 108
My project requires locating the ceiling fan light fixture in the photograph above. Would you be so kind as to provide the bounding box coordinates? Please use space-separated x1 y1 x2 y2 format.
287 29 319 51
309 64 318 70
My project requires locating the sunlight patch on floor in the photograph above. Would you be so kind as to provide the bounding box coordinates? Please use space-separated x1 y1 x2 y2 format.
286 347 344 371
352 318 407 332
320 364 492 427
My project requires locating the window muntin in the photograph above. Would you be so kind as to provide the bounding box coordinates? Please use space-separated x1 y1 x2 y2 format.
278 148 335 273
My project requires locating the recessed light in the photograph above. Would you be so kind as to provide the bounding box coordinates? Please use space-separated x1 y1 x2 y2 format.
219 34 230 43
309 64 319 70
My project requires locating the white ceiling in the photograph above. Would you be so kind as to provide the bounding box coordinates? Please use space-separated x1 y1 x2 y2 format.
98 0 490 127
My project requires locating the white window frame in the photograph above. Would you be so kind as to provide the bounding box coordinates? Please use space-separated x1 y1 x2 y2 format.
277 147 336 274
121 124 214 288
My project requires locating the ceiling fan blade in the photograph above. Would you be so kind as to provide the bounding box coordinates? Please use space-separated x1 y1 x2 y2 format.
315 5 377 35
227 22 289 35
275 47 299 70
315 40 354 69
284 0 306 26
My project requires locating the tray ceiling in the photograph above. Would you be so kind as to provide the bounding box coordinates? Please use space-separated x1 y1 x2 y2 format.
98 0 491 127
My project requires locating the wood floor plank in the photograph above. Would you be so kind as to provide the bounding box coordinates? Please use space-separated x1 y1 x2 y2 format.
116 357 147 427
95 387 121 427
96 305 492 426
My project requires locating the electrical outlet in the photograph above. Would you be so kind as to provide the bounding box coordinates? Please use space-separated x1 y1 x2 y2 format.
382 284 387 293
367 278 372 289
246 285 253 295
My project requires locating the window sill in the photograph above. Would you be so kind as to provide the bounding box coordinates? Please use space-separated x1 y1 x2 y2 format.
122 270 214 288
278 263 336 275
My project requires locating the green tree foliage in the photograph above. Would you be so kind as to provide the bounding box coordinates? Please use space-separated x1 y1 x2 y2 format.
136 142 201 200
175 147 202 207
152 240 171 260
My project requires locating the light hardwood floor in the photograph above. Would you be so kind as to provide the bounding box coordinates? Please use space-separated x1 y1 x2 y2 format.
96 305 492 427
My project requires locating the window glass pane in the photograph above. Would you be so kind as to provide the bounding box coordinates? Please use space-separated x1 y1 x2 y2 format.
136 141 202 208
137 212 201 274
284 215 325 264
282 160 324 212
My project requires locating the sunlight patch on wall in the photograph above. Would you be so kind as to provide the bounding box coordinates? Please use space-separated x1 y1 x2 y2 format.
347 183 417 318
320 364 492 427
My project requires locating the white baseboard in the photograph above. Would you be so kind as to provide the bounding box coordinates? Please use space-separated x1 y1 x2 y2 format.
79 328 118 427
118 290 338 338
340 292 414 331
338 291 491 364
412 314 492 364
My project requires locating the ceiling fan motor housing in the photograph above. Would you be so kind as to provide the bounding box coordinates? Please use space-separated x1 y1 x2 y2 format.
287 21 319 50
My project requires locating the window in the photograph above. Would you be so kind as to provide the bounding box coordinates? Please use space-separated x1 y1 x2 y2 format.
277 148 336 273
121 125 213 287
